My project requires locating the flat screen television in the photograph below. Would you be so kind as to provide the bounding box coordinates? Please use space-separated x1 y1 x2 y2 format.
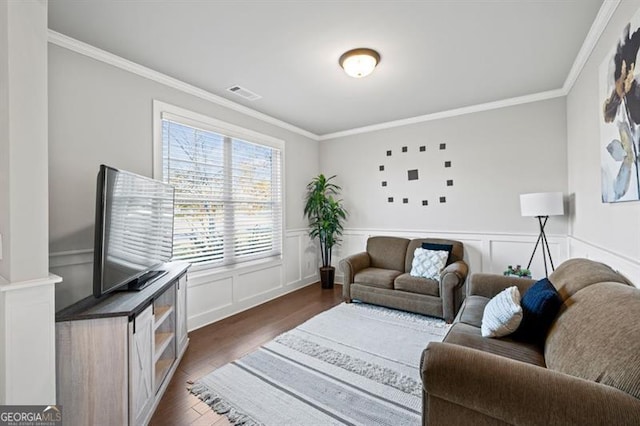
93 165 175 298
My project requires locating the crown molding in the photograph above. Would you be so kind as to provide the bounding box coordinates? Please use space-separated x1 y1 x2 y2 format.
320 0 618 141
49 0 617 143
47 30 320 141
319 88 565 140
562 0 620 93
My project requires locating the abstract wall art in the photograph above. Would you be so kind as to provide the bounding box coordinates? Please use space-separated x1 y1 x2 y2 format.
600 9 640 203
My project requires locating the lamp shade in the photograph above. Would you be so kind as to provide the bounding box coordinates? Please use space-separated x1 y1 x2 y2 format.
520 192 564 217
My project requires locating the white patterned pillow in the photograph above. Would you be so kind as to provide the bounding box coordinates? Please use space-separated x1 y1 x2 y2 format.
481 286 523 338
409 247 449 280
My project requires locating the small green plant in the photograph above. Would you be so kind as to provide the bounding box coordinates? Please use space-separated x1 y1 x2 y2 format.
304 174 347 268
504 265 532 278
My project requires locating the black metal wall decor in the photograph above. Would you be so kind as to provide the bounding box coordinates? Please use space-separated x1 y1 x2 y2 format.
378 143 454 206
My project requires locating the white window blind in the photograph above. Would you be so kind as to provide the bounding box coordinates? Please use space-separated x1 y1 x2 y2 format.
160 113 282 267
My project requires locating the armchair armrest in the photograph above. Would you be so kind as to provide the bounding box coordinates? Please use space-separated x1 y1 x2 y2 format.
467 273 536 299
339 252 370 302
421 342 640 426
440 260 468 323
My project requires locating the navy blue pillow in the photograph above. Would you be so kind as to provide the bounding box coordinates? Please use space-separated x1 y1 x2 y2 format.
421 243 453 264
512 278 562 345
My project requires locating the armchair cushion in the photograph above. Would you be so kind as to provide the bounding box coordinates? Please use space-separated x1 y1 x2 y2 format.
394 273 439 297
442 323 545 366
455 295 488 327
548 258 633 301
366 236 409 271
545 282 640 399
467 273 536 299
354 267 402 289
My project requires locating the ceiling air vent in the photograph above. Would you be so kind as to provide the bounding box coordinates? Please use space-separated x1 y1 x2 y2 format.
226 85 262 101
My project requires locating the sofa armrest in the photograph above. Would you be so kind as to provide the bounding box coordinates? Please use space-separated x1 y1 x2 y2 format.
421 342 640 426
440 260 468 323
467 273 536 299
339 252 370 302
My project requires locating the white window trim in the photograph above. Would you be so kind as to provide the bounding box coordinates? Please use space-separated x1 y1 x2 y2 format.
152 100 286 273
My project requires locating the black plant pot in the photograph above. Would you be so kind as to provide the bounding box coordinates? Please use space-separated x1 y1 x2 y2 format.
320 266 335 289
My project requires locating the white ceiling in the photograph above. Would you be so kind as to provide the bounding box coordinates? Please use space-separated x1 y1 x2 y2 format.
48 0 604 137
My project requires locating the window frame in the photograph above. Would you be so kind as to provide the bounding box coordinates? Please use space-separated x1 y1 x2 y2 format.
152 100 286 272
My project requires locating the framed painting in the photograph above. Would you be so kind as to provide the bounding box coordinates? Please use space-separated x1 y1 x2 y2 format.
600 10 640 203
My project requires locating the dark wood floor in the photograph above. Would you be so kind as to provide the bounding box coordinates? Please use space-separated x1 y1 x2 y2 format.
149 283 343 426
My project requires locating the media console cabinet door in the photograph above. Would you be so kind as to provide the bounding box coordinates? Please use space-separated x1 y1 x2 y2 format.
129 304 155 425
56 316 129 426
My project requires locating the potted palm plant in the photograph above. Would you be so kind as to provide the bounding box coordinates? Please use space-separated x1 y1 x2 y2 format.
304 174 347 288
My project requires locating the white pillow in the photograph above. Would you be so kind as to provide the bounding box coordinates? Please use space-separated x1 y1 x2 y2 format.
481 286 523 338
410 247 449 280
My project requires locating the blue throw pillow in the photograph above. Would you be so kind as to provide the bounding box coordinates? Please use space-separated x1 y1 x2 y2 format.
512 278 562 345
421 243 453 264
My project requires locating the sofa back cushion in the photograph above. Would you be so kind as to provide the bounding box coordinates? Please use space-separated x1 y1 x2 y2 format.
366 236 410 271
545 282 640 399
405 238 464 272
548 258 632 302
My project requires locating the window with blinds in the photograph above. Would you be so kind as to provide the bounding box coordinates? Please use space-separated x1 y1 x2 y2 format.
158 108 283 267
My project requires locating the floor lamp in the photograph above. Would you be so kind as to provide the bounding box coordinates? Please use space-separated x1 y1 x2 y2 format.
520 192 564 277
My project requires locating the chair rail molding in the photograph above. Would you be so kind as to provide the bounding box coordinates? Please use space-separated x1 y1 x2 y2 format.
332 228 568 281
50 229 319 330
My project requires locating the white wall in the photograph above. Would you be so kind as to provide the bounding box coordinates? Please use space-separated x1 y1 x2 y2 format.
48 44 321 319
321 98 569 278
566 0 640 283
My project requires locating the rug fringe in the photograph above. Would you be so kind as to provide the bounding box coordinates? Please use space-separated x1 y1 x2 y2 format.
189 382 262 426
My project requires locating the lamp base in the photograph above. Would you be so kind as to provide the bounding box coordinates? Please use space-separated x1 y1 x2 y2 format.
526 215 555 278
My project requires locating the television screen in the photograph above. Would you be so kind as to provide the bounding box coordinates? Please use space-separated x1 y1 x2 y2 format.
93 165 175 297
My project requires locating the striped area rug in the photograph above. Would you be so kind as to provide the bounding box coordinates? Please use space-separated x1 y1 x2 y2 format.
190 302 450 426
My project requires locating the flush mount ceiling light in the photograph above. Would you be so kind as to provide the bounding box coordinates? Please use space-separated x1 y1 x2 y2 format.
339 48 380 78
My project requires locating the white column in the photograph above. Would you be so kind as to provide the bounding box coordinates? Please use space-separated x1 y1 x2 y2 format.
0 0 61 405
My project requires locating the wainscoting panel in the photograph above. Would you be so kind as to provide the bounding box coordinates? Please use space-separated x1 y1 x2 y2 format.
489 239 563 279
301 236 320 283
50 229 320 332
568 236 640 286
187 277 233 328
236 265 283 302
284 233 301 285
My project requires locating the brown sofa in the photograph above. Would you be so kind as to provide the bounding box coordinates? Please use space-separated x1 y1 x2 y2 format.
339 236 468 323
420 258 640 425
